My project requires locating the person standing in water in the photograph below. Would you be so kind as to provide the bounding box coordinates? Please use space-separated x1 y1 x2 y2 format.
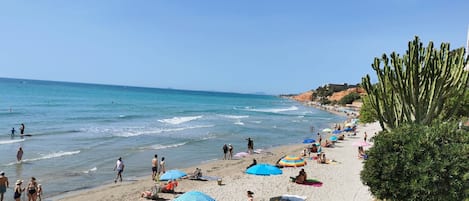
222 144 228 160
159 157 166 174
151 154 158 180
113 157 124 183
228 144 233 160
11 128 15 137
17 147 23 162
19 124 25 135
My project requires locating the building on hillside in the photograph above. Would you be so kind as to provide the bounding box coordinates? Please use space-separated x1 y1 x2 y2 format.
326 83 358 92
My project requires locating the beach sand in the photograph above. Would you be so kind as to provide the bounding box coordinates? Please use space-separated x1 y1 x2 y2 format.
57 122 381 201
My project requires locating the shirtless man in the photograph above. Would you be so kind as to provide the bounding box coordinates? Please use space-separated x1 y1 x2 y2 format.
0 171 9 201
17 147 23 162
151 154 158 180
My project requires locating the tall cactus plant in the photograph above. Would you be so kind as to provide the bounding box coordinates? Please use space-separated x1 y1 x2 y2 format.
362 36 469 131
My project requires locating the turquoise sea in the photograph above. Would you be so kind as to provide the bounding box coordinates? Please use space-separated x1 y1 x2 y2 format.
0 78 344 198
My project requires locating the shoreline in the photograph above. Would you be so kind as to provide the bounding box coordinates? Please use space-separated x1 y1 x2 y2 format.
56 120 381 201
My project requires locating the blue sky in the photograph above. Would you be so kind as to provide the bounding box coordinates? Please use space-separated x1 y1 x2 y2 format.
1 1 468 94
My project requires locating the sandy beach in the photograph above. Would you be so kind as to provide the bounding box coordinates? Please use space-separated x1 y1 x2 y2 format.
56 121 381 201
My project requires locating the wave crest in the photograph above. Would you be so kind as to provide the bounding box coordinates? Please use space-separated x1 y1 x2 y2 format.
158 116 203 125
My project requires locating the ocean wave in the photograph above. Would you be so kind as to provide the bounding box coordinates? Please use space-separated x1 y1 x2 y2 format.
242 106 299 113
234 120 245 126
142 142 188 150
83 167 97 174
0 139 25 144
6 150 80 165
115 125 214 137
219 115 249 119
158 115 203 125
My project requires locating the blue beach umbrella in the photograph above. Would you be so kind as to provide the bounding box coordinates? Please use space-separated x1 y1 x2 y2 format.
332 130 342 134
302 138 316 144
174 191 215 201
330 136 338 142
246 164 282 176
159 169 187 181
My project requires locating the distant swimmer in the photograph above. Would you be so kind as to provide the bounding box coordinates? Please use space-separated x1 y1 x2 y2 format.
17 147 23 162
19 124 25 135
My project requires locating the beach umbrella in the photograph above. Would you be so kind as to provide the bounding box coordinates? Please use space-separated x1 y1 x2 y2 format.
345 123 354 127
322 128 332 132
234 152 249 158
246 164 282 176
159 169 187 181
330 136 338 142
332 130 342 134
174 191 215 201
352 141 371 147
302 138 315 144
278 155 306 167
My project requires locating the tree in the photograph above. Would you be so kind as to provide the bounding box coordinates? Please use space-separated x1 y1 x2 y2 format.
361 122 469 201
362 36 469 131
359 95 377 123
338 92 360 105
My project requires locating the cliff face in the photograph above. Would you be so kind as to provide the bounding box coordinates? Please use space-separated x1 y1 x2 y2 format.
328 87 366 102
291 91 314 102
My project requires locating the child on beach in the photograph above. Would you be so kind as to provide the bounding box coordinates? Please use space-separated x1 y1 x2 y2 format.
37 184 42 201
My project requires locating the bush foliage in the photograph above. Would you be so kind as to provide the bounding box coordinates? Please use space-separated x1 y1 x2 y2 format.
361 123 469 201
338 92 360 105
359 95 377 123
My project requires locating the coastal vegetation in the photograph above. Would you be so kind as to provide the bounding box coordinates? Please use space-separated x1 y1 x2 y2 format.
360 36 469 200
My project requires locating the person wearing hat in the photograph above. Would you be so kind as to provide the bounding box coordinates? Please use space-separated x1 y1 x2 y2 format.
228 144 234 160
247 190 254 201
0 171 9 201
14 180 24 201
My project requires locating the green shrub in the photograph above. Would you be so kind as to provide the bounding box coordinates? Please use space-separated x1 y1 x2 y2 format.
338 92 360 105
359 95 377 123
361 123 469 201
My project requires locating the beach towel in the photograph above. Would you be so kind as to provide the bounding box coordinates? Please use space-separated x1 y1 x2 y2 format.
301 179 323 187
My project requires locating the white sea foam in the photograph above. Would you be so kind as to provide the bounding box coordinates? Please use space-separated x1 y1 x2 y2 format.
251 121 262 124
144 142 188 150
83 167 97 174
234 120 245 126
244 106 299 113
6 150 80 165
115 125 214 137
219 115 249 119
0 139 25 144
158 115 203 125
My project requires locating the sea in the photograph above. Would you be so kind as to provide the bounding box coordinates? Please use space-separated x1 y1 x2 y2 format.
0 78 345 198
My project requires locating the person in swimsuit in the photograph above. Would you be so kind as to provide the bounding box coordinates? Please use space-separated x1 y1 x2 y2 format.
27 177 38 201
228 144 233 160
13 180 24 201
36 184 42 201
151 154 158 180
159 157 166 174
11 128 15 136
20 124 25 135
17 147 23 162
0 171 9 201
113 157 124 183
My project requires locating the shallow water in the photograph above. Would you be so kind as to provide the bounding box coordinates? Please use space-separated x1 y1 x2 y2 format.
0 78 344 197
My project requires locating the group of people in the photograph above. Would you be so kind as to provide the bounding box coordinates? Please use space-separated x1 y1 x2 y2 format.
151 154 167 181
0 172 42 201
10 123 26 137
222 144 234 160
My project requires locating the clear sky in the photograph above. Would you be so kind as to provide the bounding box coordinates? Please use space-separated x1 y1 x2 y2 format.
1 0 468 94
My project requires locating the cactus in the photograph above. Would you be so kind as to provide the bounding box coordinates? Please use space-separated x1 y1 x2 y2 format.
362 36 469 131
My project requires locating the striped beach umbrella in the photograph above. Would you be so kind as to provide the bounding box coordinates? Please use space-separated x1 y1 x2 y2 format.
278 155 306 167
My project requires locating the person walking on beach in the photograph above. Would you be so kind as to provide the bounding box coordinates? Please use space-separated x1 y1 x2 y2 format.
17 147 23 162
0 171 9 201
222 144 228 160
151 154 158 180
19 124 25 135
364 132 368 142
228 144 233 160
159 157 166 174
113 157 124 183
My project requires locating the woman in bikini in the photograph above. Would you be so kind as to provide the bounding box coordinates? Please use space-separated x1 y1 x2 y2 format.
27 177 38 201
